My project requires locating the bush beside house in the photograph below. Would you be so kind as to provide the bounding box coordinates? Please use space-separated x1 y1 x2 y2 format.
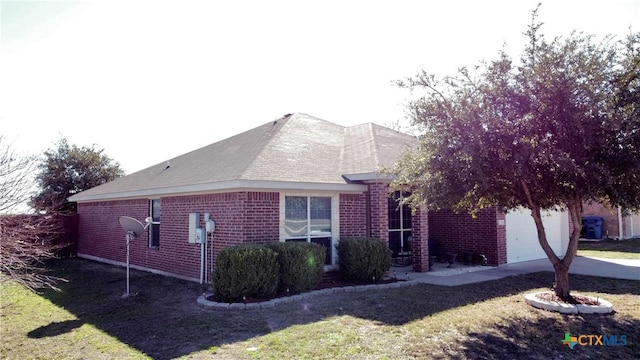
337 237 392 283
265 242 325 294
211 245 280 303
212 242 326 302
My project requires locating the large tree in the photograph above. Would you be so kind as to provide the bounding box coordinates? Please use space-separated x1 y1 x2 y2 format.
31 138 124 212
391 9 639 299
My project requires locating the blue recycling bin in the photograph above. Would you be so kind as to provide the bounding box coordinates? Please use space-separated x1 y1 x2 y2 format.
582 216 603 239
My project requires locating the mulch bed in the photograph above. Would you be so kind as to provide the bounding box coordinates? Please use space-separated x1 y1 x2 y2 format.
535 291 601 305
315 271 401 290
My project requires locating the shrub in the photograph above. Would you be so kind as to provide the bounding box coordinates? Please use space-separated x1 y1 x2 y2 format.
211 244 279 302
337 237 392 283
265 241 325 294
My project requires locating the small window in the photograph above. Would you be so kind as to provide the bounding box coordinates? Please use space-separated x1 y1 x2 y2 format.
150 199 160 248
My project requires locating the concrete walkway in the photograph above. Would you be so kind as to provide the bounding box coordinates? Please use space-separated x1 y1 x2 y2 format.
401 256 640 286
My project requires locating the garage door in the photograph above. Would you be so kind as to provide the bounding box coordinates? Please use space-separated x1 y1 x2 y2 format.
506 208 568 263
625 213 640 238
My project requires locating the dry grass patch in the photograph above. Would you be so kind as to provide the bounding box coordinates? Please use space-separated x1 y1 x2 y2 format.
577 238 640 259
1 258 638 359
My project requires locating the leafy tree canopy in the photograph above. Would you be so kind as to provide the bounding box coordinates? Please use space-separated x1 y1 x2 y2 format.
391 7 639 299
31 138 124 211
393 20 639 216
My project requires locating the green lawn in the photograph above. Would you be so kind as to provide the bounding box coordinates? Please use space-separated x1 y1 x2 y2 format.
578 238 640 260
1 258 639 359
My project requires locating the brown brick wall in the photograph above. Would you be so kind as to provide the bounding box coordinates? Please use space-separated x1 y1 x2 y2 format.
411 208 430 272
77 199 149 266
79 187 516 278
76 191 280 281
243 192 280 243
368 182 389 243
339 193 367 238
428 207 506 265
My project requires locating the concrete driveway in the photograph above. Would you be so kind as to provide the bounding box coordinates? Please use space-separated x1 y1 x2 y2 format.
406 256 640 287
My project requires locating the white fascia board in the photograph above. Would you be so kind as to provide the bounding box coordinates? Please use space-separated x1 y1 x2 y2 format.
69 180 368 202
343 172 395 182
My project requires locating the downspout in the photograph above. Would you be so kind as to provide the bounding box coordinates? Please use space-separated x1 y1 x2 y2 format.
618 206 624 240
204 213 215 283
210 232 214 283
366 185 372 237
203 214 207 283
200 237 205 284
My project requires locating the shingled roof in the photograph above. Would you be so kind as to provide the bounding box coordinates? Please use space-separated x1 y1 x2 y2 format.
69 113 414 202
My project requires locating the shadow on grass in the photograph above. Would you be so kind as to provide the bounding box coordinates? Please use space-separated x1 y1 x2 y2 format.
451 274 640 360
31 258 640 359
28 319 84 338
457 315 640 360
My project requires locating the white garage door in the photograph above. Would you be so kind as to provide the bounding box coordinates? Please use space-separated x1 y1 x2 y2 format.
625 213 640 238
506 208 568 263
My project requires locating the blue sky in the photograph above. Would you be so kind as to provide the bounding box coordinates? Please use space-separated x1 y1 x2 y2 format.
2 0 638 174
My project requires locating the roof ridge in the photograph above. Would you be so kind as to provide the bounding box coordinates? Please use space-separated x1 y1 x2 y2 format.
340 122 379 176
367 122 380 169
339 125 347 176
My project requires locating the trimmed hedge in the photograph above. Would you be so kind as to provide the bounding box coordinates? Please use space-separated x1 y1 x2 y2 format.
211 244 279 303
265 242 325 294
337 237 392 283
212 242 327 302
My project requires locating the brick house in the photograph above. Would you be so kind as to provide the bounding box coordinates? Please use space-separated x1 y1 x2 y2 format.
69 113 509 282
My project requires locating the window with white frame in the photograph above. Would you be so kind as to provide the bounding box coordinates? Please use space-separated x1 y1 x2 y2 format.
284 196 332 264
388 191 411 257
149 199 160 248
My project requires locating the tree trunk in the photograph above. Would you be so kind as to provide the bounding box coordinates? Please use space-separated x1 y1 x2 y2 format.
528 205 572 300
552 197 583 300
553 262 571 299
520 180 583 301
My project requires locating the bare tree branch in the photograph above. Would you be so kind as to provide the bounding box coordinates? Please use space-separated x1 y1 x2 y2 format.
0 214 68 292
0 138 68 292
0 136 38 214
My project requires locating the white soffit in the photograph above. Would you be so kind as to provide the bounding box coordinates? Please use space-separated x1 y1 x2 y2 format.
70 179 368 202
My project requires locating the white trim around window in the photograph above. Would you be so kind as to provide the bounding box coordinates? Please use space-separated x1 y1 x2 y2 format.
279 191 340 267
149 198 161 248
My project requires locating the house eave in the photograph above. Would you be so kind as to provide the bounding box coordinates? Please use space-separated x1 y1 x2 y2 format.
69 179 368 203
342 172 395 182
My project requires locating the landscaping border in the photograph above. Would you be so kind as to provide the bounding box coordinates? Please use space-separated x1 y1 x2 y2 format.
197 280 419 310
524 292 614 314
